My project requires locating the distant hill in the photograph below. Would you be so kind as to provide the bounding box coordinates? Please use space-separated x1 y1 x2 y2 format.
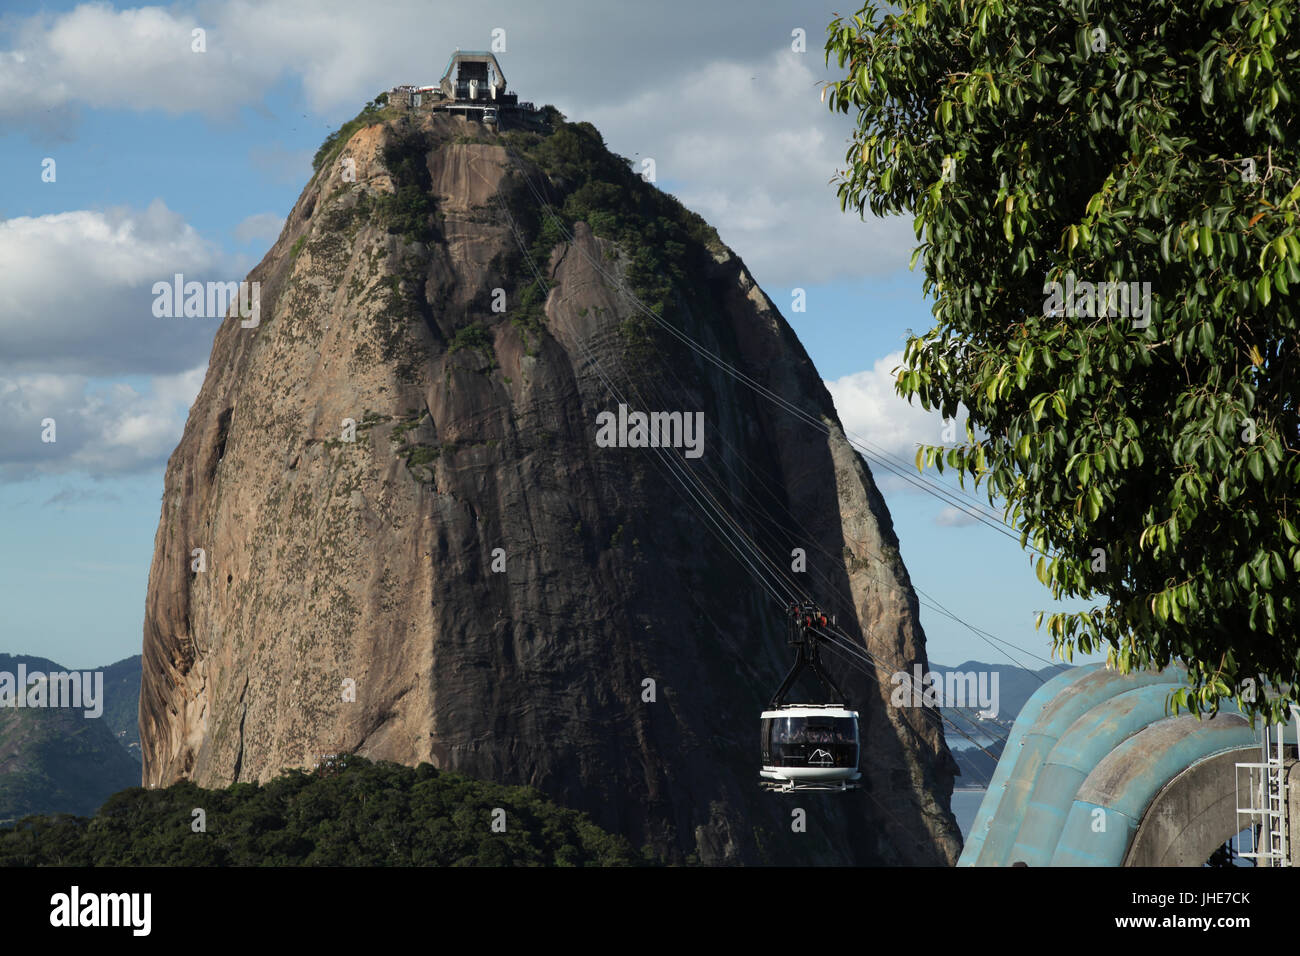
0 756 651 866
98 655 142 760
0 653 142 825
0 699 140 826
931 659 1072 721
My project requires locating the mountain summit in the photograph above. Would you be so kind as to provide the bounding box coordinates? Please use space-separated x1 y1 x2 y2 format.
140 87 960 864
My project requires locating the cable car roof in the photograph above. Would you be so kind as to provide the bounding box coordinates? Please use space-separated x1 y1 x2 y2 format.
761 706 858 719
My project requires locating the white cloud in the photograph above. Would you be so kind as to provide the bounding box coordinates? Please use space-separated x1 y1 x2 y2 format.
0 364 206 479
824 352 976 499
0 1 449 127
0 4 268 120
233 212 285 244
824 351 949 463
1 4 903 286
584 50 915 286
0 199 217 478
42 487 122 508
0 2 607 122
0 2 851 124
0 200 225 375
934 506 981 528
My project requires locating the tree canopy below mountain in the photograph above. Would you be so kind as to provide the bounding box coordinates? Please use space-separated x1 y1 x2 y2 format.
0 755 653 866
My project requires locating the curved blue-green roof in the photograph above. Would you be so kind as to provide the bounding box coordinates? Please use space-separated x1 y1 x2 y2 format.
958 663 1097 865
1008 683 1191 866
1050 712 1257 865
961 663 1184 866
957 663 1265 866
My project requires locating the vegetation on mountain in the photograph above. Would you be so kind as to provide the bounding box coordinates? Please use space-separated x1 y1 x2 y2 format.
0 654 141 825
312 93 392 173
502 115 723 347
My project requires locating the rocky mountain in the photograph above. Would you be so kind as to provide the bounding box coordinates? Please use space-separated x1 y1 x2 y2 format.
0 654 140 825
140 99 962 865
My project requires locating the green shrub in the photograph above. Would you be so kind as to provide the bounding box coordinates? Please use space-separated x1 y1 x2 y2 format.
373 124 437 243
405 444 440 468
505 114 719 349
447 321 494 357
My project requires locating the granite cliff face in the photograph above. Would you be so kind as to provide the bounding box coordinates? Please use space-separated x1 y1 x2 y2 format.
140 104 961 864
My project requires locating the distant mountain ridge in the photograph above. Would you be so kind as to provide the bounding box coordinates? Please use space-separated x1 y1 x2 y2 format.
99 656 143 759
0 653 142 825
931 659 1072 720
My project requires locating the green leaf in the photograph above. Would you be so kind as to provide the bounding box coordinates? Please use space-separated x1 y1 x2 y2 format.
1257 275 1272 305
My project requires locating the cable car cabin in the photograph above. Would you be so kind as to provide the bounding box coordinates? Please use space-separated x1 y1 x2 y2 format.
761 601 861 792
760 705 861 791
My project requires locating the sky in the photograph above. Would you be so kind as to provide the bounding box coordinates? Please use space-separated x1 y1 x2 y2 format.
0 0 1101 672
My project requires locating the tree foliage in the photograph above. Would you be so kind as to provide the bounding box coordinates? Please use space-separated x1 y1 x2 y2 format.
377 124 439 243
825 1 1300 721
0 756 652 867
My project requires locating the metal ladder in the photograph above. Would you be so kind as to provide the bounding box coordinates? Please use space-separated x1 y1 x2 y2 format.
1235 722 1289 866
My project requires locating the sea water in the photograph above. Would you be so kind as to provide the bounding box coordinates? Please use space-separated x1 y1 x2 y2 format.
950 789 987 840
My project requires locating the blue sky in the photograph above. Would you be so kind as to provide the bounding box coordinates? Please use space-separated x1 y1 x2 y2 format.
0 0 1100 672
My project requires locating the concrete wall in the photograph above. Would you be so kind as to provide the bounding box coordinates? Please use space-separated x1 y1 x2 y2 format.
1124 750 1247 866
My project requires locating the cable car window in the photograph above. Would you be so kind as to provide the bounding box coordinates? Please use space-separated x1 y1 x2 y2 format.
764 715 858 768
